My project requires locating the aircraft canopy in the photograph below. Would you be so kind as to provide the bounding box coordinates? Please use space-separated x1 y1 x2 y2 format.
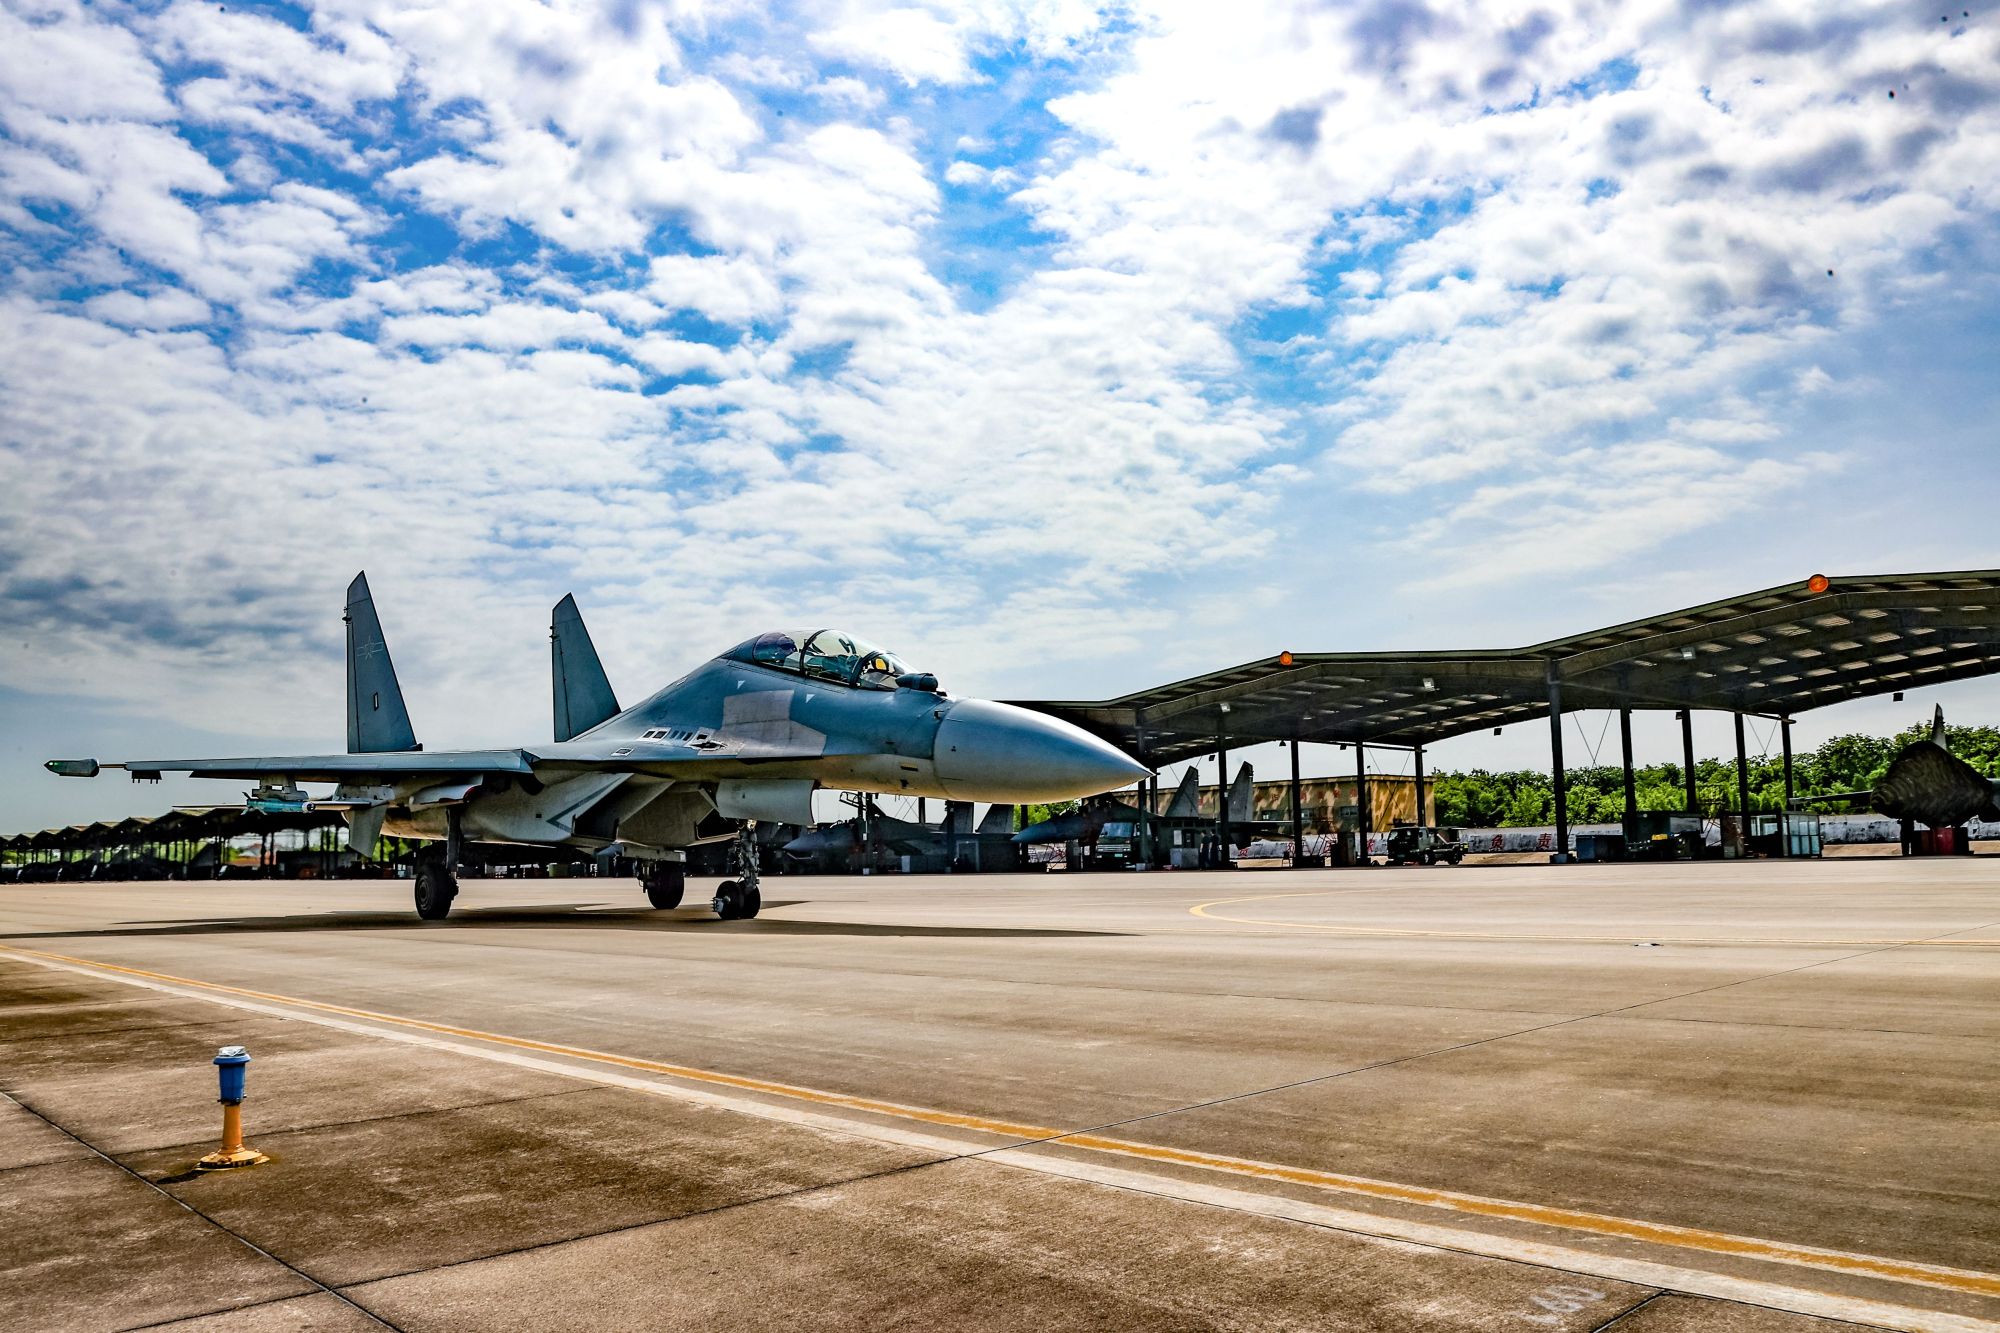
725 629 916 691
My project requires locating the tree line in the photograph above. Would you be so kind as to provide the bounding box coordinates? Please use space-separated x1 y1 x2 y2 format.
1430 722 2000 828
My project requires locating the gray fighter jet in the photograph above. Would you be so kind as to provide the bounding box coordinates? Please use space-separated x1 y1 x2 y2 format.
46 574 1148 921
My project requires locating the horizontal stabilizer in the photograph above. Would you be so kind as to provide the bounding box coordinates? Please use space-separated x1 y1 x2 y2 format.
552 594 620 742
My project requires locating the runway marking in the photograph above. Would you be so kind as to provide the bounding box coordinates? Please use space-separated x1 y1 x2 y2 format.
1188 891 2000 946
6 943 1999 1324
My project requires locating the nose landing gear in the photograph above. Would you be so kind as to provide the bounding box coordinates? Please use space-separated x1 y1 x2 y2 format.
712 824 763 921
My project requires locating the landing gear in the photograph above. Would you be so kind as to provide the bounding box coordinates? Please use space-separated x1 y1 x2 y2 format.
641 862 685 910
414 860 457 920
712 825 763 920
415 807 464 920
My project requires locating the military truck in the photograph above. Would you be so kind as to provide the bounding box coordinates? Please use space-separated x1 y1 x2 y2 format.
1384 824 1466 866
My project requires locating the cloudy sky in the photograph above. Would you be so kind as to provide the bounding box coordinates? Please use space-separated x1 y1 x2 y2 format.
3 0 1998 829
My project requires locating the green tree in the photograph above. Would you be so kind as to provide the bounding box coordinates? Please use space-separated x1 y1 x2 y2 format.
1425 721 2000 826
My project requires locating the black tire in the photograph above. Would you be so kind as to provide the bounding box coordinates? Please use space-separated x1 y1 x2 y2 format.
414 864 456 920
741 885 762 919
712 879 742 920
1419 850 1435 866
643 864 685 910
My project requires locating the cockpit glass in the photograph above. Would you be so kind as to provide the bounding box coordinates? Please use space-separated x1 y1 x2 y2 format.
724 628 916 691
743 630 800 667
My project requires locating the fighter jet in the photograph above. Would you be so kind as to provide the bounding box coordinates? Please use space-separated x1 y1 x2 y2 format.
1012 767 1204 850
1012 762 1278 854
1862 707 2000 829
781 797 936 866
46 574 1149 921
782 799 1024 872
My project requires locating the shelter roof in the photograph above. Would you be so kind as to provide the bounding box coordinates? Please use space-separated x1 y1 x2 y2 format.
1020 571 2000 765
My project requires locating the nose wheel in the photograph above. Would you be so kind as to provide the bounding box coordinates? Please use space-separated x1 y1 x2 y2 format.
713 825 763 920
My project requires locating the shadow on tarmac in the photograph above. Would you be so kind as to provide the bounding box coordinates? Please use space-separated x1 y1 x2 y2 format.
5 903 1127 942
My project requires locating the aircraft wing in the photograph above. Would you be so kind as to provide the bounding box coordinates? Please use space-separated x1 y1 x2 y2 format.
48 750 537 784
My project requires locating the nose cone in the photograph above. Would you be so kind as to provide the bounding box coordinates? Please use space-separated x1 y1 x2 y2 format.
934 700 1150 803
785 824 854 856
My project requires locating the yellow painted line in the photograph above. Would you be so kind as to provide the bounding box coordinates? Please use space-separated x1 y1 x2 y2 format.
6 943 1998 1303
1189 891 2000 947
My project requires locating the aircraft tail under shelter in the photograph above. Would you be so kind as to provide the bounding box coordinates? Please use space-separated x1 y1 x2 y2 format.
1162 767 1201 818
1227 762 1254 823
551 594 620 742
344 572 418 754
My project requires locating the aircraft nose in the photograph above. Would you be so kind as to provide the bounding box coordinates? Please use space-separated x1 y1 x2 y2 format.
933 700 1150 802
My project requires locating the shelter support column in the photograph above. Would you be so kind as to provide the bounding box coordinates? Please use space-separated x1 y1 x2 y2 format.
1781 718 1795 807
1619 706 1637 833
1547 661 1570 863
1734 712 1751 825
1779 716 1795 860
1215 719 1231 868
1355 739 1371 864
1289 739 1305 868
1414 745 1426 826
1144 771 1159 868
1680 709 1698 812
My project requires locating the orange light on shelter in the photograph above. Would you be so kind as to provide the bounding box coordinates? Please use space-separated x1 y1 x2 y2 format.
1806 573 1830 594
1279 650 1294 666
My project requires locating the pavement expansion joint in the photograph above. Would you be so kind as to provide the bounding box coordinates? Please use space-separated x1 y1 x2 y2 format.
2 1089 400 1332
105 1085 605 1166
327 1153 961 1293
1188 891 2000 949
6 942 1996 1333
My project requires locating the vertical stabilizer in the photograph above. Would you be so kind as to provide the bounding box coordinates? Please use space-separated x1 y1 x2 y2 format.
1227 762 1255 823
1930 704 1948 748
552 594 621 742
345 573 418 754
976 804 1015 835
1163 767 1201 818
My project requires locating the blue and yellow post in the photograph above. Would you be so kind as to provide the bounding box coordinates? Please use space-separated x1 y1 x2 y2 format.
196 1045 270 1170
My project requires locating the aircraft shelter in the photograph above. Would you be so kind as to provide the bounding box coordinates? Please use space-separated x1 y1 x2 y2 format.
2 806 353 878
1020 570 2000 862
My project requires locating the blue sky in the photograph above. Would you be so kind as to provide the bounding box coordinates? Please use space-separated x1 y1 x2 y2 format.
3 0 1998 830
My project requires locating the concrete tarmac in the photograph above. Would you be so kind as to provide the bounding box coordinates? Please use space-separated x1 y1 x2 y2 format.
2 857 1996 1332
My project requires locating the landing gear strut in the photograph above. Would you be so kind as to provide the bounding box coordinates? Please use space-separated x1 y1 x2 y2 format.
712 824 763 921
641 861 685 910
414 807 463 921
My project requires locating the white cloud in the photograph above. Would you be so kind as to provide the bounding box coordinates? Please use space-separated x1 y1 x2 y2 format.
81 287 212 329
3 0 1999 808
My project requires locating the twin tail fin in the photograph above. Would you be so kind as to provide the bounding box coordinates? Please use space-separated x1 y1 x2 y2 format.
552 594 620 742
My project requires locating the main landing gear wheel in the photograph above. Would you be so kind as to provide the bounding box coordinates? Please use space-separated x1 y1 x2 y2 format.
414 862 458 921
641 864 685 910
